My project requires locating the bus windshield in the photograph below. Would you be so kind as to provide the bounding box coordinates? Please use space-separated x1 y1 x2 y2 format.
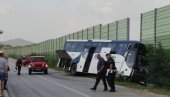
126 49 137 68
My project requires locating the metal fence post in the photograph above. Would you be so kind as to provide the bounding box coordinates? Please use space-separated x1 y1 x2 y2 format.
87 28 89 39
127 18 130 40
93 26 95 39
140 14 143 42
154 8 157 51
116 21 118 40
107 24 109 40
99 24 102 39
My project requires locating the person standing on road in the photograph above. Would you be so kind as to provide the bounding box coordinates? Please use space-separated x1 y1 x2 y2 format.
16 57 22 75
106 53 117 92
91 54 108 91
4 56 10 90
0 51 8 97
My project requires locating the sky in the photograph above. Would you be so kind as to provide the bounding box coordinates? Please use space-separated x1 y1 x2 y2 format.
0 0 170 43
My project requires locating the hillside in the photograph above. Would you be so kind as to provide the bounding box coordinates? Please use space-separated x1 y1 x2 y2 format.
1 38 34 47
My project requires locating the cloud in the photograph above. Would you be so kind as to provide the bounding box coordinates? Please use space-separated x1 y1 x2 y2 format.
0 3 14 15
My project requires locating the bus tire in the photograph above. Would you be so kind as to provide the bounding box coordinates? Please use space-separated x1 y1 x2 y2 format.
71 64 77 76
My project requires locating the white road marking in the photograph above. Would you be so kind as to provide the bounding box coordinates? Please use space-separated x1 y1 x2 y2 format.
39 76 90 97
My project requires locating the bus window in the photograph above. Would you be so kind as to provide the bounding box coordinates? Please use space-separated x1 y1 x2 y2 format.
76 42 85 52
95 43 107 53
91 42 98 47
115 44 127 55
126 49 137 68
86 42 91 47
64 42 72 51
107 43 116 52
119 44 128 55
70 43 78 52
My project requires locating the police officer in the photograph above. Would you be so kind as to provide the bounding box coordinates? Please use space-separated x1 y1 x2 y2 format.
16 57 22 75
106 53 116 92
90 54 108 91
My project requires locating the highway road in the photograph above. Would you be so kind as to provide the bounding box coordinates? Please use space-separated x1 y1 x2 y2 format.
7 58 168 97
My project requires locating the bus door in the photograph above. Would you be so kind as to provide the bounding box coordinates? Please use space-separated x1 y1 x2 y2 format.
76 47 96 73
88 47 111 74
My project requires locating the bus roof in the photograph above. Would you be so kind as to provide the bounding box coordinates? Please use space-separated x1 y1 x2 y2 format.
66 40 141 43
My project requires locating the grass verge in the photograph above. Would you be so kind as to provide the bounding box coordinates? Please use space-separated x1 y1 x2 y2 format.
116 80 170 96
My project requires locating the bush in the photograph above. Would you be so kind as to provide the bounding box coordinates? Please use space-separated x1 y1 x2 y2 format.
42 53 58 68
146 42 170 87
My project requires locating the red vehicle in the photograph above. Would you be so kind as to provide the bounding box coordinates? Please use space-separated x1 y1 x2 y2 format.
28 56 48 75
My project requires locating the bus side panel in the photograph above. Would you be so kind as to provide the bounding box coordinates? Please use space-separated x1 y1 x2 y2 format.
88 53 98 74
76 52 88 72
120 62 132 76
112 54 125 74
67 52 81 60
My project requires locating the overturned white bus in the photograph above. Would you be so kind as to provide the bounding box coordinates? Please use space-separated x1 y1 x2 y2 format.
56 40 147 83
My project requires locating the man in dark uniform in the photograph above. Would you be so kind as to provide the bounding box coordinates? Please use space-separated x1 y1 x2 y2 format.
16 58 22 75
106 53 117 92
90 54 108 91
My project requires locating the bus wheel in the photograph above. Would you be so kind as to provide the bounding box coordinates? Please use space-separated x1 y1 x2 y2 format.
71 65 77 76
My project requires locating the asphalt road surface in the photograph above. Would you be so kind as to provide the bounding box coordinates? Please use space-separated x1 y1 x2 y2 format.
7 58 168 97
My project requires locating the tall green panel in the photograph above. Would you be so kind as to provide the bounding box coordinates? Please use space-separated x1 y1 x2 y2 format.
141 5 170 49
56 38 59 50
141 10 155 45
83 29 88 40
74 32 78 40
70 33 74 40
156 5 170 49
94 25 101 39
117 18 129 40
101 24 108 39
78 31 83 39
108 22 117 40
88 27 94 39
66 34 70 41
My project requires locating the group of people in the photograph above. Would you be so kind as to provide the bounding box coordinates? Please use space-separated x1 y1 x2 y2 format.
91 53 117 92
0 51 10 97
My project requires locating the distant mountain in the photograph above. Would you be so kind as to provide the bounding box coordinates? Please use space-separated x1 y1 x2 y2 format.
1 38 34 47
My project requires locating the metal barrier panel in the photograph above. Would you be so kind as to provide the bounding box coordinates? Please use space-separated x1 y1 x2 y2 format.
70 33 74 40
88 27 94 39
108 22 117 40
101 24 108 39
83 29 88 40
78 31 83 39
141 10 155 45
156 5 170 49
74 32 78 40
94 24 101 39
117 18 130 40
141 5 170 49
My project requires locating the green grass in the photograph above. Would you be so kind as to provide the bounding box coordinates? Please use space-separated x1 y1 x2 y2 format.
116 80 170 96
